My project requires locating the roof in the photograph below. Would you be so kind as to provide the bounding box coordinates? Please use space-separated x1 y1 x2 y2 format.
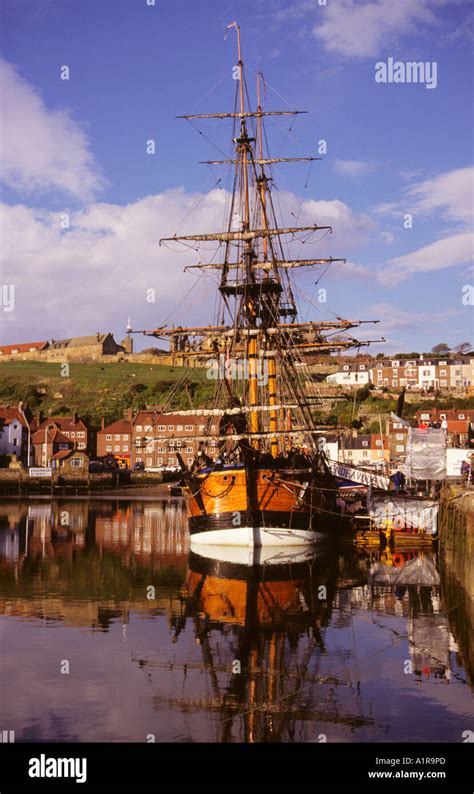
35 416 88 433
32 426 71 444
0 341 48 355
133 411 200 425
0 405 29 428
50 334 112 349
98 419 132 435
51 449 88 461
342 435 372 450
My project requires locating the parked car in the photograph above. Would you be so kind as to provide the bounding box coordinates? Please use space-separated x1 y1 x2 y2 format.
89 461 104 473
132 461 145 472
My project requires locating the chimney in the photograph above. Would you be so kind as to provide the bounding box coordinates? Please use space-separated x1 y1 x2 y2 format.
36 410 43 425
72 411 78 424
125 408 133 422
101 416 105 431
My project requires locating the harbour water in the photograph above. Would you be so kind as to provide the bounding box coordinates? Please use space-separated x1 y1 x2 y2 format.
0 498 472 743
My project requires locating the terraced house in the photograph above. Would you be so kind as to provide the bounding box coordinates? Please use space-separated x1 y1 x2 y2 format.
132 411 218 469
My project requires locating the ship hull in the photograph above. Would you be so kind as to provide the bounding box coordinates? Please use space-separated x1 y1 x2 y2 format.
185 465 344 547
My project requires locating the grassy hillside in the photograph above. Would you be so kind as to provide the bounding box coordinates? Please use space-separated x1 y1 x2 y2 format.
0 361 213 429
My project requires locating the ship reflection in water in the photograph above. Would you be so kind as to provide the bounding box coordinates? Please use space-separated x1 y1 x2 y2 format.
0 500 472 742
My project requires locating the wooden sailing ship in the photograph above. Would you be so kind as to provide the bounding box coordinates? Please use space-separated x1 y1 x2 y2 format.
132 23 383 547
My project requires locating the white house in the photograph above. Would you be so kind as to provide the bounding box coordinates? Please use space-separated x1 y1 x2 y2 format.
326 363 370 386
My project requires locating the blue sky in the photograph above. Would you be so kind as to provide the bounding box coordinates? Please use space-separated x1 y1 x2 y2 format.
0 0 473 353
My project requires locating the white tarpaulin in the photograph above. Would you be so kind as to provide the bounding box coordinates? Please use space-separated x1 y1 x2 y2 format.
370 496 439 534
404 428 447 480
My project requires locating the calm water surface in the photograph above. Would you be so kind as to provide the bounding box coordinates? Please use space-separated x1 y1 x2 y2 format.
0 498 472 743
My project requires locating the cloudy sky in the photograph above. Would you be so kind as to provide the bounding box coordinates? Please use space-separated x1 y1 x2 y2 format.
0 0 473 353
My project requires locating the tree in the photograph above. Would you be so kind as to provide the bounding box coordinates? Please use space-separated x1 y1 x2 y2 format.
431 343 450 354
454 341 472 354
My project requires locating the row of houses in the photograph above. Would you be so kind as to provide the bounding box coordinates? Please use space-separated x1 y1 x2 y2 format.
1 405 472 471
327 356 474 392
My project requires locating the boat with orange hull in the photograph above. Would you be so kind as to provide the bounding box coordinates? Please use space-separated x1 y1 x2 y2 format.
131 23 383 547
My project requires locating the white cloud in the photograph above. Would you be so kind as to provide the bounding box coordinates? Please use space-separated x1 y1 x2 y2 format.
405 166 474 224
380 231 395 244
0 58 104 202
378 231 474 285
334 159 374 178
367 302 461 331
312 0 444 59
0 188 374 342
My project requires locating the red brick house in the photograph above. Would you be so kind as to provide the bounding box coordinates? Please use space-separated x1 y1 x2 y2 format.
96 418 133 465
31 413 92 455
32 425 72 467
132 411 215 469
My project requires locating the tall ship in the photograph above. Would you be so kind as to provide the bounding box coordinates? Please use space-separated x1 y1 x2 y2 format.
133 24 382 547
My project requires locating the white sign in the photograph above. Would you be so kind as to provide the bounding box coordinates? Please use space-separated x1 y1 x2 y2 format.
29 468 52 477
328 460 390 490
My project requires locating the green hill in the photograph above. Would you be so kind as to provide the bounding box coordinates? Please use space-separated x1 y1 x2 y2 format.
0 361 213 429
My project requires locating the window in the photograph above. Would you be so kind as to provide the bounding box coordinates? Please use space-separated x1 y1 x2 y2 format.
185 424 193 431
393 380 398 386
458 414 465 420
392 361 400 367
440 380 448 387
423 370 430 376
63 431 70 437
176 425 183 432
146 445 153 453
144 424 152 432
396 434 404 441
199 425 205 432
176 440 182 447
122 434 128 440
392 370 398 376
362 440 369 447
77 443 86 449
123 445 129 452
439 361 447 366
157 447 166 453
106 434 112 441
375 440 383 447
420 413 430 420
360 364 366 370
440 370 447 376
70 458 83 468
77 432 85 438
157 457 163 465
114 445 120 452
114 434 121 440
185 447 193 453
168 457 176 465
136 457 142 462
147 458 153 466
210 425 216 433
168 425 175 432
106 445 112 452
136 425 142 432
187 457 194 464
396 445 404 452
347 450 353 457
362 451 368 457
440 414 446 419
